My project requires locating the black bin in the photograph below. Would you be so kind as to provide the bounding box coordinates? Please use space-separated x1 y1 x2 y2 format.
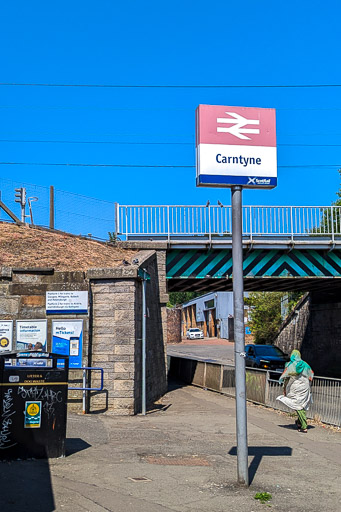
0 351 69 460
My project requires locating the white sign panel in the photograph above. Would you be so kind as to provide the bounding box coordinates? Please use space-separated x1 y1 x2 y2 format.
0 321 13 351
46 291 88 314
16 320 47 351
196 105 277 188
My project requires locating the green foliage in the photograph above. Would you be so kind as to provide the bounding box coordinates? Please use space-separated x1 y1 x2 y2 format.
167 292 201 307
311 168 341 234
254 491 272 504
245 292 303 344
108 231 119 242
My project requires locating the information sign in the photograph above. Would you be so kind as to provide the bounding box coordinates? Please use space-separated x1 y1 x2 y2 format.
196 104 277 188
52 320 83 368
46 291 88 314
0 321 13 351
16 320 47 351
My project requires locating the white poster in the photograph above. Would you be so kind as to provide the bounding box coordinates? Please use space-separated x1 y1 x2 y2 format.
46 291 88 314
0 321 13 352
16 320 47 351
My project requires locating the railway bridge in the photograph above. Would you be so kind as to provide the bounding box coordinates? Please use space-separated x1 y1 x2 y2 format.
116 204 341 378
117 204 341 294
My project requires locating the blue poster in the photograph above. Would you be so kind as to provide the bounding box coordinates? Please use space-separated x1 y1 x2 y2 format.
52 320 83 368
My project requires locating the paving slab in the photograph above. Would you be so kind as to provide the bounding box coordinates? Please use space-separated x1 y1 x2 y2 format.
0 381 340 512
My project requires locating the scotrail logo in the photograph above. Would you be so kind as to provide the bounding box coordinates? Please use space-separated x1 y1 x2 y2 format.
248 177 271 185
216 112 260 140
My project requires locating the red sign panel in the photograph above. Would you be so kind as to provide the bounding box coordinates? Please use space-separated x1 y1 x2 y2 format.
196 105 276 148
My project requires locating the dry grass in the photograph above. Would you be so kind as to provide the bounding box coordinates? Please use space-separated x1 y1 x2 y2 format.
0 223 137 271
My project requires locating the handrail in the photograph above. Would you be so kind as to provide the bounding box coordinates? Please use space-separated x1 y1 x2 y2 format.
68 367 104 415
117 205 341 241
68 367 104 391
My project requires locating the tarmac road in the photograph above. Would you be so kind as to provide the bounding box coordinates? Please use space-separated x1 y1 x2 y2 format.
167 338 235 364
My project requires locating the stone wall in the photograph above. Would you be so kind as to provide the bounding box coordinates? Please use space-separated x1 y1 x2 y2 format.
273 294 311 356
0 268 89 412
167 307 182 344
274 293 341 378
0 249 169 415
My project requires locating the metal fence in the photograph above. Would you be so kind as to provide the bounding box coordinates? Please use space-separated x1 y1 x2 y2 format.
1 175 340 243
168 356 341 427
0 177 116 240
117 204 341 242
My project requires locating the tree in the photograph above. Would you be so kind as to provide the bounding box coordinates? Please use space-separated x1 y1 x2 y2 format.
245 292 303 344
311 168 341 234
167 291 201 307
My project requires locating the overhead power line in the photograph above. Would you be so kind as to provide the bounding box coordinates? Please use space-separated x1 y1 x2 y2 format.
0 139 341 147
1 82 341 89
1 104 341 112
0 162 339 169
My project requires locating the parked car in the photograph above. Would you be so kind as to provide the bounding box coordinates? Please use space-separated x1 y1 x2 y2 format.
186 328 204 340
245 344 288 371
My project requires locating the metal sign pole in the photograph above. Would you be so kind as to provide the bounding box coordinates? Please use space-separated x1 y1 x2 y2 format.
141 273 147 416
231 185 249 486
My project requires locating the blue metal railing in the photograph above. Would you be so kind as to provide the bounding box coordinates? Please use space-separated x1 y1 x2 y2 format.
68 367 104 391
68 367 104 414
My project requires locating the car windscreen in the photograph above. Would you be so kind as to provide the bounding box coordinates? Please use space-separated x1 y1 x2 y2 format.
254 346 284 357
189 329 201 332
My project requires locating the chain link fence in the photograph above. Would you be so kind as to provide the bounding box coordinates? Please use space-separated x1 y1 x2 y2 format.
0 177 116 240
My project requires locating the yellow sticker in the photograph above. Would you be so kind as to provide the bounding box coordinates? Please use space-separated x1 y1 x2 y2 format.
27 403 40 416
0 337 9 347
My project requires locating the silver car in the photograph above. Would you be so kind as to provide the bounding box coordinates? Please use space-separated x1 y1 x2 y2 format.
186 328 204 340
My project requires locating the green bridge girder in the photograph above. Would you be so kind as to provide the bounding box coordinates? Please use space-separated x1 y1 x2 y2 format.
166 248 341 293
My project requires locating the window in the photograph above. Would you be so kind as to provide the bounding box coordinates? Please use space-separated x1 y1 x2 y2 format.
204 299 215 309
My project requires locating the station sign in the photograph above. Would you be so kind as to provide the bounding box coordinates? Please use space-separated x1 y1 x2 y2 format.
196 104 277 188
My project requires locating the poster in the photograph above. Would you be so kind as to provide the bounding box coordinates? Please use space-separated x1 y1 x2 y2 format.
24 401 42 428
46 291 88 314
16 320 47 351
52 320 83 368
0 321 13 352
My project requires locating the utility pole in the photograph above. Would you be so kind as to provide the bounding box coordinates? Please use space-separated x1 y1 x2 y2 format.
49 185 55 229
231 185 249 486
14 187 26 223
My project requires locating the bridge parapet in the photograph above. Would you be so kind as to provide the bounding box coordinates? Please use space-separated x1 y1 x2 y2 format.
116 204 341 249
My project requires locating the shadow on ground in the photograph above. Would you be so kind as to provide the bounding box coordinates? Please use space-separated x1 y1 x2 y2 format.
0 438 91 511
229 445 293 484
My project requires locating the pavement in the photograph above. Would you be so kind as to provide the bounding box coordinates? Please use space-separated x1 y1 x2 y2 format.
1 380 340 512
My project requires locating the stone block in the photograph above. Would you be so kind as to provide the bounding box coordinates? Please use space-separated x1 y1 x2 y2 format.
114 310 135 323
114 362 134 373
113 398 134 410
114 345 134 355
112 390 134 398
0 297 20 315
21 295 45 307
114 380 135 391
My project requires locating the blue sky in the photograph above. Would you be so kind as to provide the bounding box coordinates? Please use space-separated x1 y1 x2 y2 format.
1 0 341 210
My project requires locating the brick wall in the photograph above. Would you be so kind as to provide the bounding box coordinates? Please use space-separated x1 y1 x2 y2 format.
167 307 182 344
